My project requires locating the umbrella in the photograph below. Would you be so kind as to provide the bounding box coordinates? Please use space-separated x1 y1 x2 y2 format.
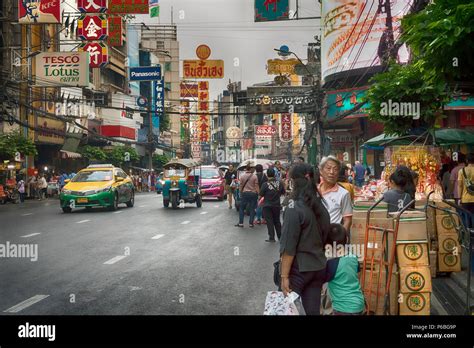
363 129 474 147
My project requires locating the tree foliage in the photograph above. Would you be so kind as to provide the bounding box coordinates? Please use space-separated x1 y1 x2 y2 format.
0 131 37 160
79 145 107 162
365 0 474 135
153 153 170 169
106 146 139 167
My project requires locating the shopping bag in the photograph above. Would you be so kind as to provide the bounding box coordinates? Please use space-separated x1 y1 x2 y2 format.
263 291 302 315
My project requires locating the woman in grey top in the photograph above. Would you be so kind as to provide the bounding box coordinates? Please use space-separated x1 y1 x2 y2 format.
279 163 331 315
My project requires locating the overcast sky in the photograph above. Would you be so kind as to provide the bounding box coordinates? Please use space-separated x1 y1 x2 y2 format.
136 0 321 99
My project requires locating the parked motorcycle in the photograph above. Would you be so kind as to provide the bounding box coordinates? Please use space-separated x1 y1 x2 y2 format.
3 186 19 204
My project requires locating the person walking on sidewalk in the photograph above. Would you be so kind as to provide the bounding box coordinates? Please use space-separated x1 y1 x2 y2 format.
235 164 259 228
224 164 237 209
458 153 474 229
259 168 285 242
254 164 268 224
38 174 48 200
17 176 25 203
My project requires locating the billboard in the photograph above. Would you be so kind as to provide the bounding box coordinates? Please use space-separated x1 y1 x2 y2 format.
255 0 289 22
321 0 411 83
255 125 277 136
183 60 224 79
246 86 315 114
18 0 61 24
325 87 370 121
35 52 89 87
108 0 149 14
180 82 199 98
129 66 162 81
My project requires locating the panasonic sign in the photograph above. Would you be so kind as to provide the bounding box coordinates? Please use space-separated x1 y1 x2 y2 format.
129 66 162 81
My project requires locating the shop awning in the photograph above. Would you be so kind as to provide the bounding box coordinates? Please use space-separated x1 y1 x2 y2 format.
60 150 82 159
363 129 474 148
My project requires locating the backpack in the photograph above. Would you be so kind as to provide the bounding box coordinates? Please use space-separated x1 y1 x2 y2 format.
462 168 474 195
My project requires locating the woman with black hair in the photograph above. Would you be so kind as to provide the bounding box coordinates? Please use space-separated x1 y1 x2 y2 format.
279 163 331 315
382 166 413 213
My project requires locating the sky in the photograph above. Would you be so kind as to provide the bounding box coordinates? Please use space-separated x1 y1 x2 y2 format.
135 0 321 100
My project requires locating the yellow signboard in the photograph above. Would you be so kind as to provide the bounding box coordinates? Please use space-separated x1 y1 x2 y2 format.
183 60 224 79
267 58 298 75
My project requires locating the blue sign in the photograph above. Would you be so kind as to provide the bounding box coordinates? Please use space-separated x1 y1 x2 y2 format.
255 0 289 22
129 66 162 81
136 96 147 108
152 79 164 135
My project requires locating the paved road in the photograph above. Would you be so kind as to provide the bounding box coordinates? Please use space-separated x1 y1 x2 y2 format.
1 193 469 315
0 193 278 315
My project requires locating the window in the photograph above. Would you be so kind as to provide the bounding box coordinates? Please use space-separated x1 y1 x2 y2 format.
165 82 172 91
72 171 113 182
164 62 172 72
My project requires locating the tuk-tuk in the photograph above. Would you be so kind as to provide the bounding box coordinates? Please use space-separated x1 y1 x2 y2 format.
162 158 202 209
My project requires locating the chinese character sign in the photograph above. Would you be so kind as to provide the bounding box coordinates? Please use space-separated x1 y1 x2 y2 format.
78 15 108 40
153 78 164 135
198 81 210 143
78 0 107 13
78 42 109 68
107 16 123 46
280 113 292 142
108 0 149 14
255 0 289 22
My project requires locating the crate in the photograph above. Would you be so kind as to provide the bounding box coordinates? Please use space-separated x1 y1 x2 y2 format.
399 266 432 293
396 242 429 268
438 233 461 254
362 267 399 315
395 214 428 242
433 200 456 215
399 292 431 315
429 251 437 278
438 252 462 272
351 216 394 263
436 214 460 235
426 205 437 240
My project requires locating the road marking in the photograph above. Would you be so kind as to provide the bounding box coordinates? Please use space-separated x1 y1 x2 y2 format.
181 221 191 225
4 295 50 313
113 211 123 214
103 255 128 265
200 212 208 215
151 234 165 240
21 233 41 238
76 219 90 224
139 205 148 208
21 213 33 216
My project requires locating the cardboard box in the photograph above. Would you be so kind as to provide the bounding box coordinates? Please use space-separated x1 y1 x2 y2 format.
429 251 437 278
400 266 432 293
351 217 394 264
438 233 461 254
354 201 389 209
438 252 462 272
436 214 460 235
396 243 429 268
433 200 456 215
353 201 389 220
399 292 431 315
395 215 428 242
426 205 437 240
362 267 399 315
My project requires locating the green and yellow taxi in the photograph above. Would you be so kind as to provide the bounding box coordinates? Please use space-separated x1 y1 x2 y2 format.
59 164 135 213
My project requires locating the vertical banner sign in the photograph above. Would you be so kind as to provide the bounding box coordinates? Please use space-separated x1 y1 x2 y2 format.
149 0 159 17
78 0 108 13
153 78 164 136
77 14 108 40
79 42 109 68
18 0 61 24
180 100 190 143
198 81 210 143
107 16 123 46
280 113 292 142
254 0 289 22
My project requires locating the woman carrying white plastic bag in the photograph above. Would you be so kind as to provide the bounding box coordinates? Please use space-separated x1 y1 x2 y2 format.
263 291 305 315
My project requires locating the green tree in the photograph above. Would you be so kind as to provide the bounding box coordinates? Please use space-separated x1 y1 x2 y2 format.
152 153 169 169
365 0 474 135
0 131 37 160
78 145 107 162
106 146 139 167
